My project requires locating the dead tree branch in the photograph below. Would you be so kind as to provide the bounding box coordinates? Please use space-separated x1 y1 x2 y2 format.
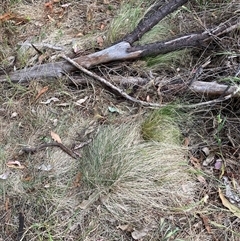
61 54 165 108
122 0 189 44
1 15 238 84
128 16 239 57
0 0 239 107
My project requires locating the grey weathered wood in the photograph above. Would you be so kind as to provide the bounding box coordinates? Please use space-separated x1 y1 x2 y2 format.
122 0 189 44
0 1 239 86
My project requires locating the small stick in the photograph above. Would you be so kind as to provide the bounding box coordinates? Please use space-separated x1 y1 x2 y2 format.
17 212 24 241
60 54 165 108
22 142 78 159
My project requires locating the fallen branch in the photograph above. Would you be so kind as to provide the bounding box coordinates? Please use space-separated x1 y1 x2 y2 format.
69 75 240 98
22 142 79 159
1 0 238 83
61 54 165 108
62 54 240 108
68 75 149 86
122 0 189 44
189 81 239 97
185 85 240 108
128 17 239 57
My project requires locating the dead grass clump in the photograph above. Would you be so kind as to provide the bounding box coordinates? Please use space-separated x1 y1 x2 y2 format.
79 123 196 234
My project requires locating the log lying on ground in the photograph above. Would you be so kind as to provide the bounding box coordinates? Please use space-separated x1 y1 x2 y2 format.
1 0 189 83
1 16 238 84
66 73 239 98
0 0 238 84
189 81 239 97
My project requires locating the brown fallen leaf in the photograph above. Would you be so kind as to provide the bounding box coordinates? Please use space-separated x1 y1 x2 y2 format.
45 1 54 11
23 175 32 181
0 12 29 24
184 137 190 146
73 172 82 187
197 175 208 185
50 131 62 143
219 188 240 218
0 12 13 21
86 6 94 21
38 53 49 64
199 213 211 233
100 23 105 31
35 86 49 101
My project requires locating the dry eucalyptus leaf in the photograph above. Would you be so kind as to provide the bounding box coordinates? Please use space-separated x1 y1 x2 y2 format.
40 97 60 104
11 112 18 118
6 160 25 169
75 96 88 105
56 103 70 107
96 36 104 47
61 3 71 8
219 188 240 218
197 175 207 185
203 154 215 166
35 86 49 101
201 147 210 156
50 131 62 143
86 6 94 21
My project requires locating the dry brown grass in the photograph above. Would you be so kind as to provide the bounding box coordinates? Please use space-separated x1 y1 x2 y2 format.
1 0 240 240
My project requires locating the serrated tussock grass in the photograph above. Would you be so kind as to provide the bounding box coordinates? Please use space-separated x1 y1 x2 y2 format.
79 122 195 224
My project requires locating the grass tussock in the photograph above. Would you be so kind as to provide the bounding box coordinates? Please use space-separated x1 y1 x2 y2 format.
79 123 195 226
0 114 196 240
106 0 146 44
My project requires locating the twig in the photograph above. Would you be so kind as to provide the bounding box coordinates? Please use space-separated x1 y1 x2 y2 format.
18 42 64 51
17 212 24 241
60 54 165 108
22 142 79 159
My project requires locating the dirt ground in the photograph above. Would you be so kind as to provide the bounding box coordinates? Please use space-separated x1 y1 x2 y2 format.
1 0 240 241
